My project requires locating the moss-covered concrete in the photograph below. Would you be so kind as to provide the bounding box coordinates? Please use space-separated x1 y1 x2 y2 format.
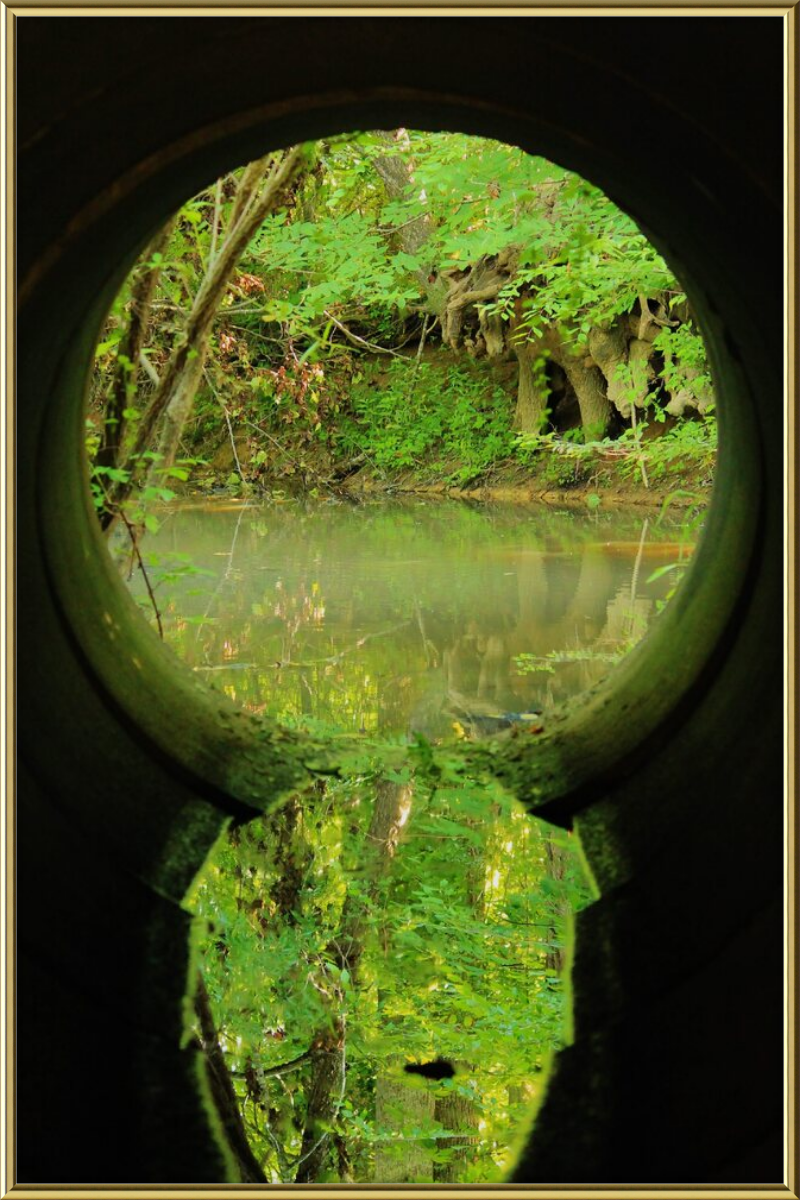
15 15 785 1185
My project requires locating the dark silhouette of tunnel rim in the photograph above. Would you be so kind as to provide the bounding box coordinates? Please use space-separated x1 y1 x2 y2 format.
39 93 760 844
17 18 783 1180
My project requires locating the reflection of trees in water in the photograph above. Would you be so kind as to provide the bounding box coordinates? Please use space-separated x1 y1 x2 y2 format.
411 527 659 738
133 507 671 732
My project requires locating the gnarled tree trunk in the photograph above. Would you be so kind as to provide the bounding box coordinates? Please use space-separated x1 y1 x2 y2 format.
512 334 551 434
553 335 611 441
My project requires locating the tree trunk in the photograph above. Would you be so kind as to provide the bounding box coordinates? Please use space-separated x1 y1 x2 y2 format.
433 1087 480 1182
293 777 414 1183
374 1075 435 1182
373 131 434 261
150 148 310 478
587 322 642 420
513 336 551 434
544 836 569 975
329 778 413 983
269 790 313 924
192 972 268 1183
96 214 177 476
556 345 611 440
102 145 311 526
522 324 611 440
371 129 442 319
151 346 206 474
293 1021 346 1183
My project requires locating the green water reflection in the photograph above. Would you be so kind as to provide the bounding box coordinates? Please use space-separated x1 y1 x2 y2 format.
128 497 691 733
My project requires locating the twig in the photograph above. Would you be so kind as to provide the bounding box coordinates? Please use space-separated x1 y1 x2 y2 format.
232 1049 314 1079
214 304 272 316
119 510 163 639
227 324 285 347
274 620 410 669
204 367 245 482
208 176 223 268
629 399 650 489
376 212 431 236
630 517 650 603
193 662 257 672
291 1026 347 1178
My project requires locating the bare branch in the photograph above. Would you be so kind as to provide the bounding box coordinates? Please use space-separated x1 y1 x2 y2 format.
118 511 163 639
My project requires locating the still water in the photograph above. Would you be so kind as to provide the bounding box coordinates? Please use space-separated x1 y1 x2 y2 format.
128 497 692 734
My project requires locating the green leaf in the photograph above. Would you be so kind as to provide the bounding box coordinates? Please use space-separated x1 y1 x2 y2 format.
646 562 680 584
95 333 122 356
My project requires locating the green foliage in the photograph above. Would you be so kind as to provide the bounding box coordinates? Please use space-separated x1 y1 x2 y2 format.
601 416 717 485
188 753 593 1183
516 411 716 490
88 129 716 504
85 140 717 1183
338 359 515 481
513 178 674 338
86 447 201 525
640 418 716 481
652 318 714 409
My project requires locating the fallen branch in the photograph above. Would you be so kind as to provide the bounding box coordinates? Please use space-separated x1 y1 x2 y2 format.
322 310 410 358
233 1049 314 1080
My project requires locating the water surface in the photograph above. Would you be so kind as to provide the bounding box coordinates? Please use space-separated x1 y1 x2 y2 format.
128 497 692 734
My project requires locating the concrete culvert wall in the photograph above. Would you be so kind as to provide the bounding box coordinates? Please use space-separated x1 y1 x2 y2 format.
15 15 786 1184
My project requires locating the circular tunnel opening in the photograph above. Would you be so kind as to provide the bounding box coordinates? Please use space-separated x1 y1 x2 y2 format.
43 102 757 852
87 131 718 730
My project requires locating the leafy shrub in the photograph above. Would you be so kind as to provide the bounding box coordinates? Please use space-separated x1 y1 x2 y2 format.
609 415 717 483
338 359 515 480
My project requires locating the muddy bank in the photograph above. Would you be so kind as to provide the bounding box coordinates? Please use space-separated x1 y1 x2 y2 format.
339 477 706 509
334 460 711 510
198 433 712 511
